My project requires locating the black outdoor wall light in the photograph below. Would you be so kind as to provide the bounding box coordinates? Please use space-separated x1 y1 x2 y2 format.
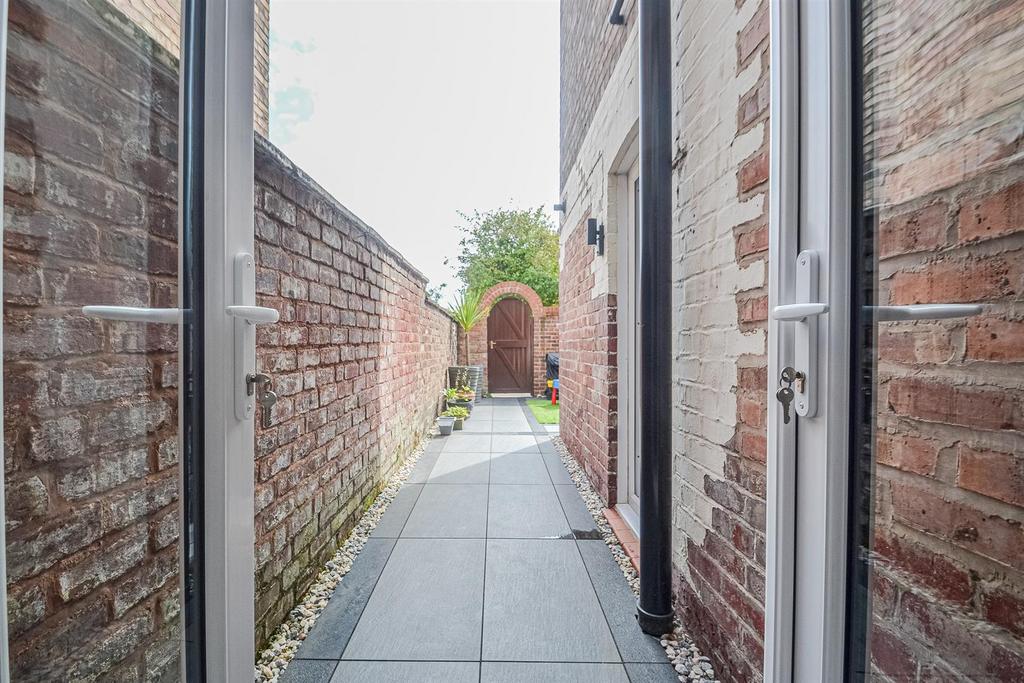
586 217 605 256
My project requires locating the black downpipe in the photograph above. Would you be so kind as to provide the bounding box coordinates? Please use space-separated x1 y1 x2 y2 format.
637 0 674 637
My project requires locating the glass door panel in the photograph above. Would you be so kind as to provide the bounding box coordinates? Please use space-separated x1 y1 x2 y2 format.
846 0 1024 679
3 0 200 679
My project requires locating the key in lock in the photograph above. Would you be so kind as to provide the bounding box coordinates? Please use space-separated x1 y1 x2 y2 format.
246 372 278 427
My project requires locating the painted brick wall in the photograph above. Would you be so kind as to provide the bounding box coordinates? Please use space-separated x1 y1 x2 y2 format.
559 0 636 187
251 139 457 645
466 281 559 397
670 1 770 680
858 0 1024 678
108 0 272 135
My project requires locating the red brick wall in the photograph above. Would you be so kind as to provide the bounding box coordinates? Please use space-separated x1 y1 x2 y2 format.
3 2 182 678
858 0 1024 678
558 219 618 504
467 281 559 396
251 139 457 644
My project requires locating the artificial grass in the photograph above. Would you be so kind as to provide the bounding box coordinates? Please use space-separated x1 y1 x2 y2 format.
526 398 560 424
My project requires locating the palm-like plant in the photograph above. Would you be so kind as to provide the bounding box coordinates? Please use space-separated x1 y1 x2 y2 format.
448 289 489 365
448 288 489 334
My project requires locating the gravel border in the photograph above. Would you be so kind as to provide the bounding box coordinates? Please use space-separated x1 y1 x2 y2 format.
551 436 718 682
254 440 429 682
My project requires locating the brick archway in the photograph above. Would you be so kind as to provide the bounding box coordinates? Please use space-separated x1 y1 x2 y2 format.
467 282 558 396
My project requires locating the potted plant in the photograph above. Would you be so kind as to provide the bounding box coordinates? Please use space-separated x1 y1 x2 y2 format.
437 413 456 436
443 406 469 430
447 289 489 397
444 386 473 413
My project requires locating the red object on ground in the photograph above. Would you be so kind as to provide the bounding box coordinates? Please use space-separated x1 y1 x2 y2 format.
551 379 559 405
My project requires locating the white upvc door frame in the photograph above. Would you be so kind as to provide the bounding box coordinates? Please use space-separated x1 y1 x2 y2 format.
615 138 642 535
202 0 257 680
765 0 853 681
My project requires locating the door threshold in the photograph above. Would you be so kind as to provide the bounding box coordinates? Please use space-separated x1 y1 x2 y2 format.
615 502 641 538
490 393 531 398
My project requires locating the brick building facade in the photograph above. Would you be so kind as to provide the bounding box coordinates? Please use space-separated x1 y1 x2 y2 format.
558 0 1023 681
2 0 456 676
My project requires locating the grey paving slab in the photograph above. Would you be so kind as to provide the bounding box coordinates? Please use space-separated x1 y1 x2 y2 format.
483 539 621 662
442 433 492 452
427 451 491 484
333 663 481 683
577 540 667 663
541 451 573 486
460 418 494 433
293 538 397 659
487 484 570 538
332 661 479 682
489 451 551 485
624 663 681 682
492 418 532 433
554 485 600 538
492 406 527 419
401 484 488 538
481 662 630 682
405 449 443 484
536 436 559 454
279 659 338 683
422 436 446 453
491 434 541 454
370 485 422 538
342 539 485 661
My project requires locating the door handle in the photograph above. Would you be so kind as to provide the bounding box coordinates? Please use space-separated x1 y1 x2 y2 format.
82 306 182 324
869 304 982 321
772 303 829 321
489 340 497 349
773 250 823 418
233 252 279 420
226 305 279 325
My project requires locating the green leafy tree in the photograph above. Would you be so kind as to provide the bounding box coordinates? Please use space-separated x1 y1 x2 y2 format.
452 207 559 305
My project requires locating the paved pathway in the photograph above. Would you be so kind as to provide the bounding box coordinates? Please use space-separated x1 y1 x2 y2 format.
281 398 675 683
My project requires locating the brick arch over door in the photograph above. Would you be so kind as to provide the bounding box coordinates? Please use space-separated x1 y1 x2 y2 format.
466 281 559 396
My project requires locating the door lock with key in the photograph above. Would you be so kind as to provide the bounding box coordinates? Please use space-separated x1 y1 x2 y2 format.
777 366 796 424
246 372 278 427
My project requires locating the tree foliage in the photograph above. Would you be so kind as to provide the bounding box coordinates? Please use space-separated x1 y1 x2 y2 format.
452 207 559 305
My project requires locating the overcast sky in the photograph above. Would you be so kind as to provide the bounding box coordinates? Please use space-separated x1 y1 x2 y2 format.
268 0 560 304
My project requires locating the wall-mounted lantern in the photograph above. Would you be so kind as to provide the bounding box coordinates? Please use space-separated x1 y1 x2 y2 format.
608 0 626 25
587 218 605 256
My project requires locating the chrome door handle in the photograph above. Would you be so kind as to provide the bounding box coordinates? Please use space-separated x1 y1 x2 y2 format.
869 304 982 321
82 306 182 324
